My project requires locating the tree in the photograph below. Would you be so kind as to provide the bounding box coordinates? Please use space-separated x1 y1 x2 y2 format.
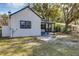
32 3 60 22
1 14 8 25
32 3 61 32
60 3 79 32
48 4 61 22
32 3 48 20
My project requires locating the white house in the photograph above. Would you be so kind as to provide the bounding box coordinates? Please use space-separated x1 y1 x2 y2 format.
2 6 53 37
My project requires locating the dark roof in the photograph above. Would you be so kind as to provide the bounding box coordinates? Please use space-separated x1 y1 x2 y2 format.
41 20 53 24
10 6 42 19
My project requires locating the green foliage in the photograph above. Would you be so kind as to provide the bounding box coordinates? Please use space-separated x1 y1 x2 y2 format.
32 3 61 22
60 3 79 32
0 14 8 25
49 5 61 21
54 23 61 32
63 25 71 33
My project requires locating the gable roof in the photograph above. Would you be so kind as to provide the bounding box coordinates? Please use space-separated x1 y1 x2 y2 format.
10 6 42 19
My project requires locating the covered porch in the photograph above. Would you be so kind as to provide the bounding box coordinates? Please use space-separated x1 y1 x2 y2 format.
41 21 53 36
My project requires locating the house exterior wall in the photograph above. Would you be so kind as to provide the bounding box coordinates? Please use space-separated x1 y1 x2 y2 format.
9 8 41 37
2 26 10 37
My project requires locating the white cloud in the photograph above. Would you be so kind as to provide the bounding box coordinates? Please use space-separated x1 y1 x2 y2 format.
0 11 8 14
6 3 28 13
7 3 28 8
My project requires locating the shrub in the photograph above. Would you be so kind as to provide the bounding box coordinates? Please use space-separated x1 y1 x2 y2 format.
54 23 61 32
63 25 71 33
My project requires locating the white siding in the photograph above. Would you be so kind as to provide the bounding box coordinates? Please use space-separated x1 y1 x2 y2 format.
2 26 10 37
9 8 41 37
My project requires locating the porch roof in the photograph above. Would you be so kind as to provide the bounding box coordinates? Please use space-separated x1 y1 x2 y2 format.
41 20 53 24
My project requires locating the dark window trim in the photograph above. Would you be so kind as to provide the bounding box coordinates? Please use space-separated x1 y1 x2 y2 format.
20 20 31 29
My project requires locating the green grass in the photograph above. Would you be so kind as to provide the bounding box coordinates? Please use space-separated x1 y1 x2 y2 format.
32 34 79 56
0 37 42 56
0 34 79 56
33 40 79 56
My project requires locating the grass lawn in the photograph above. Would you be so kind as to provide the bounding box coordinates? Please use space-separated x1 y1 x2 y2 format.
0 33 79 56
33 33 79 56
0 37 43 56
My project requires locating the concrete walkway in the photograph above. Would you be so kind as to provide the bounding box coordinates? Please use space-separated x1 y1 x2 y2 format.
37 35 70 42
37 35 56 41
37 36 52 41
37 34 79 47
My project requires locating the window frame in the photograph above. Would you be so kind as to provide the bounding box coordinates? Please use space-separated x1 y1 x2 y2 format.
20 20 31 29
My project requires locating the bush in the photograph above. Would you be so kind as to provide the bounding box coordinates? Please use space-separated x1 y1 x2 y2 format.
54 23 61 32
63 25 71 33
53 23 72 33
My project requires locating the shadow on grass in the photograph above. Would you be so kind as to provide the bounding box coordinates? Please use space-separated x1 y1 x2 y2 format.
32 39 79 56
32 42 65 56
0 37 43 56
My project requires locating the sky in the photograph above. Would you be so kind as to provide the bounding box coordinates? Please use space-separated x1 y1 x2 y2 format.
0 3 28 14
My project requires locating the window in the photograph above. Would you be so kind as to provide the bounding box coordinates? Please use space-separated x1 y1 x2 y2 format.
41 23 46 29
20 20 31 29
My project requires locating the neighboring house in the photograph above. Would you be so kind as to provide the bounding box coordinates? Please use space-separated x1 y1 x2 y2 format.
2 6 53 37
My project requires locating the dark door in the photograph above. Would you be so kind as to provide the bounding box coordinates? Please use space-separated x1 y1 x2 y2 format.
41 23 46 32
41 23 52 32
